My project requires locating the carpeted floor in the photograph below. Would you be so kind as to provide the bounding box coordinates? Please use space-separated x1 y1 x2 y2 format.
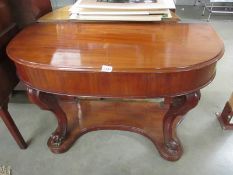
0 165 11 175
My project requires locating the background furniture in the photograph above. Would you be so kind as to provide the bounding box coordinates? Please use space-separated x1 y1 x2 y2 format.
0 0 52 149
202 0 233 21
7 22 224 161
9 0 52 91
0 0 27 149
217 93 233 129
9 0 52 28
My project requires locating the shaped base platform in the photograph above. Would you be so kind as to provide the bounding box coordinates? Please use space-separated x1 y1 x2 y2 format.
27 88 200 161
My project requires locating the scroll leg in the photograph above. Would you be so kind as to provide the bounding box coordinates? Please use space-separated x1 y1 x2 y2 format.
0 98 27 149
27 87 67 149
161 91 201 161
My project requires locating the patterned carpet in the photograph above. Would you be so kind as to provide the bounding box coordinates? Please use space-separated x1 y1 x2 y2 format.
0 165 11 175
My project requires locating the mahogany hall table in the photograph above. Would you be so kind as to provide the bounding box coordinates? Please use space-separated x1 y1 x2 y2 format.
7 22 224 161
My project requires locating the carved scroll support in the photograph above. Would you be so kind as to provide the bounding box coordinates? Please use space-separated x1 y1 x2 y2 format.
26 88 201 161
161 91 201 160
27 87 68 148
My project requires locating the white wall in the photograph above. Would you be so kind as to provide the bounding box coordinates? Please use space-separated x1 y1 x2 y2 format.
176 0 196 5
50 0 75 9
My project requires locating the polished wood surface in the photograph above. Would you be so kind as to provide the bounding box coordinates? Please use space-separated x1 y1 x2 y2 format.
7 23 223 71
38 5 180 23
7 23 224 97
7 22 224 160
38 6 71 22
0 0 27 149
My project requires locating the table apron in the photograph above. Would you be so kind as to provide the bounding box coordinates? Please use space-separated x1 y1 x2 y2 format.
15 63 217 98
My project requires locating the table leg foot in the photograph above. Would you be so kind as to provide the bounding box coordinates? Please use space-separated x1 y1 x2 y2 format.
27 87 68 152
159 91 200 161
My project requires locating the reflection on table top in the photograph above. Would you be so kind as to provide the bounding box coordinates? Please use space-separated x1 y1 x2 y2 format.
8 23 223 72
38 5 180 23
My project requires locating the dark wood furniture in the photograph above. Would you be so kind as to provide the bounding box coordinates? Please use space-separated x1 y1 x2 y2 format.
7 22 224 161
9 0 52 27
217 93 233 129
0 0 27 149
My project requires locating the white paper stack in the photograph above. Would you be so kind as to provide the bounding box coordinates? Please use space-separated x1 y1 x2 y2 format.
69 0 175 21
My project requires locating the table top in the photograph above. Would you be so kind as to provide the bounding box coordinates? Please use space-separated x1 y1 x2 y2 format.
7 22 224 73
38 6 71 22
38 5 180 23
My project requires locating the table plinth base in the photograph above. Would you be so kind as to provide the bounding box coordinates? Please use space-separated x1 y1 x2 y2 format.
27 88 200 161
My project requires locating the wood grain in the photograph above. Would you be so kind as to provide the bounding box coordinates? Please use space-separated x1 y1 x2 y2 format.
7 23 224 98
7 23 224 72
